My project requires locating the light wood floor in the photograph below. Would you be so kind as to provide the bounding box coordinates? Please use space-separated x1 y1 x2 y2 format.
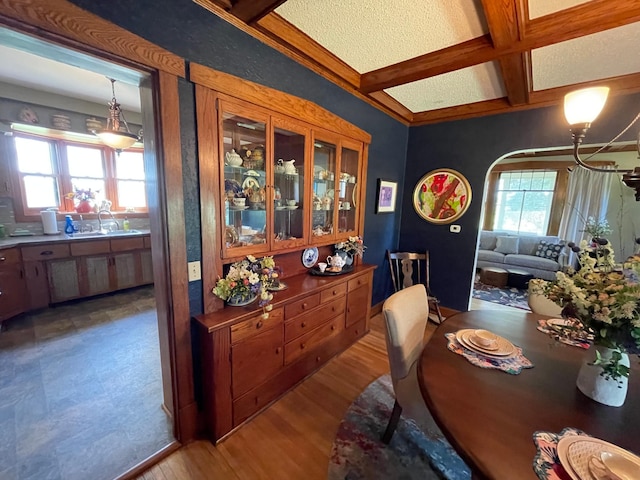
133 298 517 480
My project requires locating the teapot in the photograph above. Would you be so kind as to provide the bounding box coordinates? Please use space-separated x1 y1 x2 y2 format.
283 159 296 174
225 149 243 167
326 255 346 270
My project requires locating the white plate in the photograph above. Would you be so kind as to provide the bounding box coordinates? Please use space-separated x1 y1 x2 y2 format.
558 436 640 480
286 205 299 210
302 247 319 268
229 205 249 210
455 329 515 357
275 206 286 210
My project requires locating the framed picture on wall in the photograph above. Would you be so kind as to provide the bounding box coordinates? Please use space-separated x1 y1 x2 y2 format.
413 169 471 224
376 179 397 213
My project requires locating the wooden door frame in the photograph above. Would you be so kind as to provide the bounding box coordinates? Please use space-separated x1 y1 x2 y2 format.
0 0 195 445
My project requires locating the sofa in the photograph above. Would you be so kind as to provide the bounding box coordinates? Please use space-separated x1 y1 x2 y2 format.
476 230 566 281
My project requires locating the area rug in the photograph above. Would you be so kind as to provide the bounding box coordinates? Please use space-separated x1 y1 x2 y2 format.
472 279 530 311
327 374 470 480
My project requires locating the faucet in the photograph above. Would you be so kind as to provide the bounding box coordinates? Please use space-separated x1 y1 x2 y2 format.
98 210 120 232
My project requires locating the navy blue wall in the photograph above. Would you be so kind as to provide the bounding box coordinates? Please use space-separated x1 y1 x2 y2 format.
69 0 408 312
404 92 640 311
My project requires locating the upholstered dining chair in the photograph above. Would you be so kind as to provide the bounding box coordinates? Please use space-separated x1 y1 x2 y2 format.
386 250 444 324
381 284 438 443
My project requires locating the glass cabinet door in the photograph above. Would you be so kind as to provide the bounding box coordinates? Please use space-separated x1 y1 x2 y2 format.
311 136 338 241
220 102 270 257
272 119 308 249
337 141 361 235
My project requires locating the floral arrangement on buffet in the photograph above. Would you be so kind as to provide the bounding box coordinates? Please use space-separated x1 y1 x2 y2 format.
531 218 640 381
334 235 367 258
212 255 277 318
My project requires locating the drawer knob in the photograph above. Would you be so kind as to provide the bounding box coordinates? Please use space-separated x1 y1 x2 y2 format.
256 320 264 329
332 290 337 295
302 302 308 309
275 347 281 354
300 343 306 350
254 396 259 405
301 322 306 328
355 329 359 335
0 257 5 262
331 325 336 331
316 356 321 362
40 250 54 256
331 307 336 312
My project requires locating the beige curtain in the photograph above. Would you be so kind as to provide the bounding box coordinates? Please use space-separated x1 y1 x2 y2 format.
558 167 613 267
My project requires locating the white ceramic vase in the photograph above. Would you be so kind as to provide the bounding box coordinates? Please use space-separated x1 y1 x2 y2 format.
527 285 563 316
576 345 629 407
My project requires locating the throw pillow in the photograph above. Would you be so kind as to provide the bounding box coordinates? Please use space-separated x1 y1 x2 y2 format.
495 236 519 254
535 241 564 261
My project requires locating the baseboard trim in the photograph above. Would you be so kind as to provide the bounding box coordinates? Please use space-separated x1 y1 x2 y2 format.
370 302 382 316
115 441 181 480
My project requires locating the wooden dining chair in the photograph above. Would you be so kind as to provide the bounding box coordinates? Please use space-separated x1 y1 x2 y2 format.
386 250 444 324
381 284 438 443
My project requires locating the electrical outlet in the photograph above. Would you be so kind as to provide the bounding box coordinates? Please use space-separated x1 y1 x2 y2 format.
450 225 461 233
188 261 201 281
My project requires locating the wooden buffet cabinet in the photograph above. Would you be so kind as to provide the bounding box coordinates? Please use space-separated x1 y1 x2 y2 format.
0 233 153 322
191 65 374 442
194 265 374 442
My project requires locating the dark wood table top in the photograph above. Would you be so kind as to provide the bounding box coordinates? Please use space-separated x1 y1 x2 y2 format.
417 310 640 480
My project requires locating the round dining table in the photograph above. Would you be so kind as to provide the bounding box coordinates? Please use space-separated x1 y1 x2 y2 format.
417 309 640 480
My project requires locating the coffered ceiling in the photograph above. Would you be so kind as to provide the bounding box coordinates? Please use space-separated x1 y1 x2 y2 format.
194 0 640 125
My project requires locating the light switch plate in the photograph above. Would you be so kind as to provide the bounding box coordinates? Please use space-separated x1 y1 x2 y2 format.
188 261 201 281
450 225 461 233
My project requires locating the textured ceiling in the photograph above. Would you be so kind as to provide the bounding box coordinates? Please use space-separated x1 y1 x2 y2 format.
275 0 487 73
527 0 592 19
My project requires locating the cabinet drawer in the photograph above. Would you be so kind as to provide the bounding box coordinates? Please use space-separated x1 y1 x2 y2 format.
284 293 320 319
0 248 21 266
231 307 284 344
346 284 369 328
348 274 370 292
320 283 347 303
284 315 343 365
22 244 70 261
110 237 144 252
143 235 152 249
70 240 110 256
285 296 346 343
232 323 283 398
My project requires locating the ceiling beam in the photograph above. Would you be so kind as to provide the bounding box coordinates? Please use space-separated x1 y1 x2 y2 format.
361 0 640 93
480 0 530 106
231 0 288 24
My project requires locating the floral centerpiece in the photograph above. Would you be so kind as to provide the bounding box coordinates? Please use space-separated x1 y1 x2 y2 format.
212 255 276 318
334 235 367 264
66 187 99 213
531 218 640 405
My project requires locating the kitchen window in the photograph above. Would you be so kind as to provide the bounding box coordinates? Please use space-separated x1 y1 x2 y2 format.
11 133 146 220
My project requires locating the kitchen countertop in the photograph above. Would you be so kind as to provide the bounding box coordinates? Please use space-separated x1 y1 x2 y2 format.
0 230 151 249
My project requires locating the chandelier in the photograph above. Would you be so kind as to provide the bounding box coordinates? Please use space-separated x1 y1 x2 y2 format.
564 86 640 200
94 78 140 152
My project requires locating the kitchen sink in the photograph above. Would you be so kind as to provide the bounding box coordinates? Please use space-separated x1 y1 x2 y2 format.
67 229 140 238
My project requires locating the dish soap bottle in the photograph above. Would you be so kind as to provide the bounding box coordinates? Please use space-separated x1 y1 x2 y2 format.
123 217 130 231
64 215 75 234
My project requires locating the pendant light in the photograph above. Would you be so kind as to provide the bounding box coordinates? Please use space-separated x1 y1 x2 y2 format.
94 78 139 152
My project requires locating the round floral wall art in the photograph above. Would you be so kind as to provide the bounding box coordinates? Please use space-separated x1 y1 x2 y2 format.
413 169 472 224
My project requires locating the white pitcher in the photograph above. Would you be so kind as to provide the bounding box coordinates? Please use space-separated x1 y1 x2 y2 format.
283 159 296 174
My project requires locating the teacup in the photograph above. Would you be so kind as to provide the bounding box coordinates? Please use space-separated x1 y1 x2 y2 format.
473 329 498 348
343 201 351 210
286 199 296 206
318 262 327 273
233 197 246 207
589 451 640 480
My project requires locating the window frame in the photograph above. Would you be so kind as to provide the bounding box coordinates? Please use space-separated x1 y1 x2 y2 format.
10 131 147 222
483 160 614 235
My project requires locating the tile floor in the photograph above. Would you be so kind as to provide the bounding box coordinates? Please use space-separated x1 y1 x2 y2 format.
0 286 173 480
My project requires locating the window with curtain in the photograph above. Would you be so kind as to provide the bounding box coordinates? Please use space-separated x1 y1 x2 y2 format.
492 170 558 235
12 133 146 218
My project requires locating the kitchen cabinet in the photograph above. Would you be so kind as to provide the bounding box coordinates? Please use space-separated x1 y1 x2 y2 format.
0 248 27 322
18 234 152 309
195 265 374 442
